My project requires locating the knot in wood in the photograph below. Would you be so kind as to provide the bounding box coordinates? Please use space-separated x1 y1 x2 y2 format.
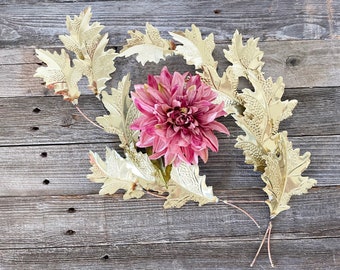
286 55 302 67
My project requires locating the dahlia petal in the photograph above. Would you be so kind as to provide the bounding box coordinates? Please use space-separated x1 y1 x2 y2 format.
198 148 209 163
171 132 188 147
172 72 185 95
178 139 190 147
208 121 230 136
174 150 190 166
171 157 182 167
153 136 168 153
197 105 226 124
147 73 159 89
160 103 172 113
132 66 230 167
136 134 154 147
132 95 155 115
131 116 157 131
209 102 227 117
154 123 168 137
191 135 205 151
171 99 181 108
163 149 178 166
186 85 197 104
182 146 195 164
150 148 167 160
198 111 219 124
180 131 192 145
160 66 172 83
201 129 219 152
154 104 168 119
193 100 211 111
166 125 176 138
135 102 154 115
133 85 156 104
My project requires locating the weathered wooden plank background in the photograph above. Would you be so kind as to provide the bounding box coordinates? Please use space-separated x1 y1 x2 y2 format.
0 0 339 269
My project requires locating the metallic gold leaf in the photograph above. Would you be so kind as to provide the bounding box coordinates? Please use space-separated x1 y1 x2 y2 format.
164 163 218 208
74 33 117 95
120 23 173 65
34 49 83 104
199 65 241 114
248 76 298 134
59 7 104 58
224 30 264 78
96 74 140 147
87 148 145 200
234 75 297 171
124 144 167 193
262 131 317 218
235 133 267 172
35 7 117 102
170 24 217 69
59 7 117 95
88 145 167 199
222 30 315 217
35 12 317 220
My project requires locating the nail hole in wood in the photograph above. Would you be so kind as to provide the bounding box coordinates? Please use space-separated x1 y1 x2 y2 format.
286 55 302 67
42 179 50 185
214 9 221 14
32 108 41 113
31 126 39 131
67 207 76 213
65 230 76 235
40 152 47 158
101 254 109 260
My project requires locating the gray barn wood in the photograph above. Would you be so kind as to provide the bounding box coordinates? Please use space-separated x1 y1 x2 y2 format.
0 1 339 269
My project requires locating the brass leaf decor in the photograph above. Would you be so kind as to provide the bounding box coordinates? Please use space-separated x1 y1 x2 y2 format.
120 23 174 65
34 8 318 268
262 131 317 218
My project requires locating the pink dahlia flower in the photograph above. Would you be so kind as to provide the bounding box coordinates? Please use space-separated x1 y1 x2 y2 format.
131 66 229 167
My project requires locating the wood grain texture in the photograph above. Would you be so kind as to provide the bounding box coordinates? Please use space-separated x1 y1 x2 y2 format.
2 238 340 270
0 188 338 249
0 0 339 48
0 136 338 197
0 238 339 270
0 1 339 269
0 88 338 147
0 188 338 269
0 39 340 98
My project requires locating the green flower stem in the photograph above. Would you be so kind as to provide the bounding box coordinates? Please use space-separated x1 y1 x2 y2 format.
146 147 172 185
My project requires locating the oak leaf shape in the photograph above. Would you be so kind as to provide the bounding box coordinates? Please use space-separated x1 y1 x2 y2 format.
59 7 117 95
199 65 241 114
170 24 217 69
234 76 297 172
96 74 140 147
88 145 166 199
224 30 264 78
59 7 104 59
223 29 316 219
262 131 317 218
120 23 174 65
87 148 144 200
164 163 218 208
34 49 83 104
124 144 167 193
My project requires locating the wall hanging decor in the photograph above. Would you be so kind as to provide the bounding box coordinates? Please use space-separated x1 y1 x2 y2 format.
34 7 317 267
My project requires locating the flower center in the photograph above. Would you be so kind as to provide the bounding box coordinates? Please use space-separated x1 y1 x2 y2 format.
167 107 196 128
